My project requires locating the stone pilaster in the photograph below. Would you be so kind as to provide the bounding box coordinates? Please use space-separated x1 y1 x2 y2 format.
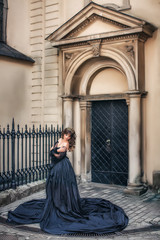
125 91 147 195
63 97 73 165
63 97 73 128
73 99 81 176
80 100 92 181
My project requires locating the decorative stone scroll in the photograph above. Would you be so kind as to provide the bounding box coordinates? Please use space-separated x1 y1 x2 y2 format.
64 51 82 74
125 45 134 58
89 40 101 57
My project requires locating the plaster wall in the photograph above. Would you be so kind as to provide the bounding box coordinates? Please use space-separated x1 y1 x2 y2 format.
7 0 31 55
60 0 84 23
0 0 32 128
90 68 128 94
125 0 160 184
0 58 32 128
93 0 124 6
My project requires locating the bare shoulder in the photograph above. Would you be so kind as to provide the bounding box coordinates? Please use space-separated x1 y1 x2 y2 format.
58 138 62 143
63 141 69 150
57 138 69 150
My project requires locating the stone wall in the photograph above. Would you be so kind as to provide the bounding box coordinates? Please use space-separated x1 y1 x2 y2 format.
30 0 61 126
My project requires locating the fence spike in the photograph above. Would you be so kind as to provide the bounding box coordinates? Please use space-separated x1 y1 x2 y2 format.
11 118 16 189
12 118 15 130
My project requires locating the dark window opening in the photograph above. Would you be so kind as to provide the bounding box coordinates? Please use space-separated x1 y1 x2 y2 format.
0 0 8 43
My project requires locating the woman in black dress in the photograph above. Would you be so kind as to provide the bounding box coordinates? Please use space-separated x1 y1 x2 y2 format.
7 128 128 235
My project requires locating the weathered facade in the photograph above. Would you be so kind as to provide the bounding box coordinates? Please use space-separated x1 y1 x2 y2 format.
0 0 160 192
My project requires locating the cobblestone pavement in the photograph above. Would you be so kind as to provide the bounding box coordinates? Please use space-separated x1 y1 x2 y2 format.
0 182 160 240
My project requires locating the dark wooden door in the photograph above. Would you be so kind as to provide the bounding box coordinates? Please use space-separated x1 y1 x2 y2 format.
91 100 128 186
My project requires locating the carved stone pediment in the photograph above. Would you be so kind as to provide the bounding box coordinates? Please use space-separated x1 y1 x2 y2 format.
46 2 155 48
64 14 126 39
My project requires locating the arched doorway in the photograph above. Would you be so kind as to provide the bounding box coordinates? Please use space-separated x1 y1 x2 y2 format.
62 48 143 194
70 60 129 186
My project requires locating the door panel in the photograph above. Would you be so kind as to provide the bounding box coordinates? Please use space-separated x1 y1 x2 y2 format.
91 100 128 186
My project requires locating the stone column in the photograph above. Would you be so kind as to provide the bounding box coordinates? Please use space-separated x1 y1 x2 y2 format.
80 100 92 181
73 99 81 178
125 92 147 195
63 97 73 165
63 97 73 128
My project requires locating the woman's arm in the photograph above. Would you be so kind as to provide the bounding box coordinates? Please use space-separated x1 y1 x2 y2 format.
52 152 64 159
52 146 67 158
50 139 69 160
56 140 69 152
50 147 66 160
56 146 67 153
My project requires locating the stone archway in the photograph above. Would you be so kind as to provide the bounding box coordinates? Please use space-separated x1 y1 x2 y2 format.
64 48 136 96
63 50 144 194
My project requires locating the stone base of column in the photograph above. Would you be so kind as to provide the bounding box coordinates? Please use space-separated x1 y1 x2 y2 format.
80 172 91 183
124 183 148 196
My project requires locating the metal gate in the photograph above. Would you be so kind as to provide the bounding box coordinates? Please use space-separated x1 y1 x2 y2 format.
91 100 128 186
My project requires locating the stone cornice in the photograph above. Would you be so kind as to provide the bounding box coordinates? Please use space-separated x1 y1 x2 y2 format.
126 91 148 97
60 91 148 101
51 27 150 48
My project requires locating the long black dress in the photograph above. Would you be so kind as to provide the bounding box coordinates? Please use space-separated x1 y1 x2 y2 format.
7 145 129 235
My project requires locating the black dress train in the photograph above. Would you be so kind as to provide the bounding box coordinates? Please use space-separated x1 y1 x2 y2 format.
7 144 129 235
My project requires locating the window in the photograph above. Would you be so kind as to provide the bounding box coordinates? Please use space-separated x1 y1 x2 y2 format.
0 0 8 42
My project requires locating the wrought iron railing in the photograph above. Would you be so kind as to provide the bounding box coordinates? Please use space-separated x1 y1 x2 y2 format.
0 119 62 191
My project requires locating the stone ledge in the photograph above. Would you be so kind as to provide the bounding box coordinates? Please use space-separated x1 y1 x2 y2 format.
0 180 46 207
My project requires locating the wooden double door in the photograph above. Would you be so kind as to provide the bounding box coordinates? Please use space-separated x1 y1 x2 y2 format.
91 100 128 186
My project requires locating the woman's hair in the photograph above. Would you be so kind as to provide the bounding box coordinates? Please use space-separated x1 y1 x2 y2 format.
61 128 76 151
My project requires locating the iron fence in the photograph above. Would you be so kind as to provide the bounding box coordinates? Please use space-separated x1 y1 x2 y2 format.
0 119 62 191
